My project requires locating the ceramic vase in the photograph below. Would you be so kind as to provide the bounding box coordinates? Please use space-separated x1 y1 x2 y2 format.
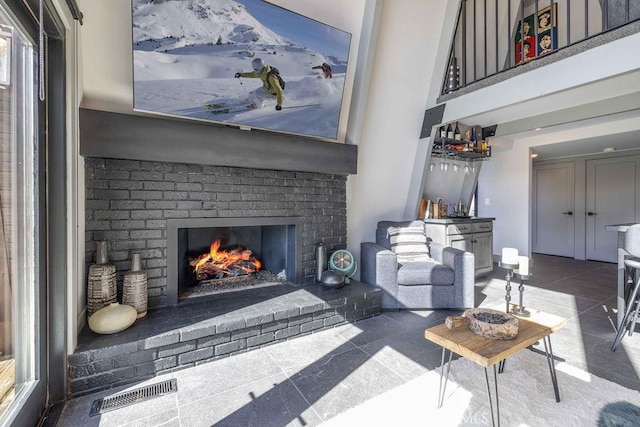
122 253 148 318
87 241 117 317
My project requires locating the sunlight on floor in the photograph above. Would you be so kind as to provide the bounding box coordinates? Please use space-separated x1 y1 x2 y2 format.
557 362 593 383
320 371 473 426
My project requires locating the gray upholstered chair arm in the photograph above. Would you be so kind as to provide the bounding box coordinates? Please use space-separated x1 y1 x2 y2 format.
428 241 446 263
361 242 400 310
438 244 475 309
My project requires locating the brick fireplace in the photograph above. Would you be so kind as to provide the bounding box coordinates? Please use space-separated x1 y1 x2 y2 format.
84 158 348 308
70 110 378 397
72 157 382 398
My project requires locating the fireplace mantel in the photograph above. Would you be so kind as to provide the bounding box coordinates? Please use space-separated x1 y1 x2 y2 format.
79 108 357 175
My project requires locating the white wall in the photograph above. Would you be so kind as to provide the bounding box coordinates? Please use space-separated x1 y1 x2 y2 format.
345 0 457 267
477 138 532 255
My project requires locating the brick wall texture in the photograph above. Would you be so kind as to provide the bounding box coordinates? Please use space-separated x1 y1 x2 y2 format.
84 158 348 308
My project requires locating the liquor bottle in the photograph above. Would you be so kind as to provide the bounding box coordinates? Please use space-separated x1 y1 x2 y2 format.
453 121 462 140
439 126 447 139
470 128 477 149
446 124 453 139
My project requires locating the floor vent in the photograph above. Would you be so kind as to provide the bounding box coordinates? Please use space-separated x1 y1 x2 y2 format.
89 378 177 416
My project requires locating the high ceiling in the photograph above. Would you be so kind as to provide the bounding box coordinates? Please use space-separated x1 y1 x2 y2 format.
532 127 640 160
498 108 640 160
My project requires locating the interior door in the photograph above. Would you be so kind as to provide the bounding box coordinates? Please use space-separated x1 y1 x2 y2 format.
586 156 639 262
532 162 575 257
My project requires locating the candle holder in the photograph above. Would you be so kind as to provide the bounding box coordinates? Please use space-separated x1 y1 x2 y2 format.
512 270 532 317
499 261 518 313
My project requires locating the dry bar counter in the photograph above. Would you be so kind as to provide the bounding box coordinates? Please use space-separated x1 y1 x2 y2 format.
424 217 495 277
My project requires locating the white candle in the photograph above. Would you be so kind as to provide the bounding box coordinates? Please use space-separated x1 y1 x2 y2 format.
501 248 518 265
518 256 529 275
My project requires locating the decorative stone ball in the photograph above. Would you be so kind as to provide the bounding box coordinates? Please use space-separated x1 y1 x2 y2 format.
321 270 345 289
88 302 137 334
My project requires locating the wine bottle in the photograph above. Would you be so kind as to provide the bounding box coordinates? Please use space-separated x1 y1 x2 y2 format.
470 128 477 149
454 121 462 140
446 124 453 139
439 126 447 139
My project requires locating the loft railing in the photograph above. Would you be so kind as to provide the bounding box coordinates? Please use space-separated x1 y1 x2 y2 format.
442 0 640 94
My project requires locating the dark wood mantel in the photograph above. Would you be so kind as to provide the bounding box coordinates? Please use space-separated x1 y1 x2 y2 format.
79 108 358 175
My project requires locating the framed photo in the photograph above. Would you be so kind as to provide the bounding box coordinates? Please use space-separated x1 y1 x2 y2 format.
514 4 558 65
0 29 11 86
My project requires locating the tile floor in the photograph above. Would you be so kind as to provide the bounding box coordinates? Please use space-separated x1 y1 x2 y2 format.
55 254 640 426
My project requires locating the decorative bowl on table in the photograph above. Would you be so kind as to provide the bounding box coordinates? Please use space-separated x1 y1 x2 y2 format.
465 308 519 340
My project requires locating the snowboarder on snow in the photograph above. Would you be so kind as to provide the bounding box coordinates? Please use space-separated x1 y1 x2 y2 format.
312 63 332 79
234 58 284 111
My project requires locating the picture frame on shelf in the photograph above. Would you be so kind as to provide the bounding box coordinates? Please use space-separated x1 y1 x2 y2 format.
514 4 558 65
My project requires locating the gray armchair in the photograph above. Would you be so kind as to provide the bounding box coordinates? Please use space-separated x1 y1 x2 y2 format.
361 220 475 310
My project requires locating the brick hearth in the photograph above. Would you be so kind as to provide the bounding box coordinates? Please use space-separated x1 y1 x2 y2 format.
68 281 381 397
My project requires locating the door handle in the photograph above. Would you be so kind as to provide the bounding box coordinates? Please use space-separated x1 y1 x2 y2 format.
587 212 597 216
562 211 573 216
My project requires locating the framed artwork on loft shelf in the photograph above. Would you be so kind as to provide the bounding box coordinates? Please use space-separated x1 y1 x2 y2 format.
514 3 558 65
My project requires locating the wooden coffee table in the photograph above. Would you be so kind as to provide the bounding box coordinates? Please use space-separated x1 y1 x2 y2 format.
424 307 566 427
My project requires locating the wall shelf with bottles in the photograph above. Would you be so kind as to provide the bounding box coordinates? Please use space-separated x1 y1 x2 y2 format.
432 137 491 160
434 122 491 161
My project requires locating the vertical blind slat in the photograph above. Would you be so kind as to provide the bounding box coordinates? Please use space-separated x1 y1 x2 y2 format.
586 0 590 38
495 0 499 72
484 0 488 77
462 0 467 87
567 0 571 45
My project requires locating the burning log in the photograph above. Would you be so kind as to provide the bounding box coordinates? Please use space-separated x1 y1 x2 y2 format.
190 240 262 283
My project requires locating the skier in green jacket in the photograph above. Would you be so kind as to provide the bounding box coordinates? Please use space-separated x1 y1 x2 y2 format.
234 58 284 111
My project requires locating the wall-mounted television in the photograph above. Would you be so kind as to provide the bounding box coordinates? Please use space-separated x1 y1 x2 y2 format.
132 0 352 141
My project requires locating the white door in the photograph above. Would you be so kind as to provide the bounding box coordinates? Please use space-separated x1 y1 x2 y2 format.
532 162 575 257
586 157 639 262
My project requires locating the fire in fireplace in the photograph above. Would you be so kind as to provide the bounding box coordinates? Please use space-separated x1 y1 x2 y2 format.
167 217 303 304
191 240 262 281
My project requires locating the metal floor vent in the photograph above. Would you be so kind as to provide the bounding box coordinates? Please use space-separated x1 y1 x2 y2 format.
89 378 177 416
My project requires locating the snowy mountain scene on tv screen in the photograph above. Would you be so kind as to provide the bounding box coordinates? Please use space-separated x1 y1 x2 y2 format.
132 0 352 141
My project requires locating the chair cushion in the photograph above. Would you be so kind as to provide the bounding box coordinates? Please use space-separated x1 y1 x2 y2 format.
397 260 455 286
387 225 431 263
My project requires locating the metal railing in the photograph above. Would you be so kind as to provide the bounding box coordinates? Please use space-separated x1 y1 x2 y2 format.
442 0 640 94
